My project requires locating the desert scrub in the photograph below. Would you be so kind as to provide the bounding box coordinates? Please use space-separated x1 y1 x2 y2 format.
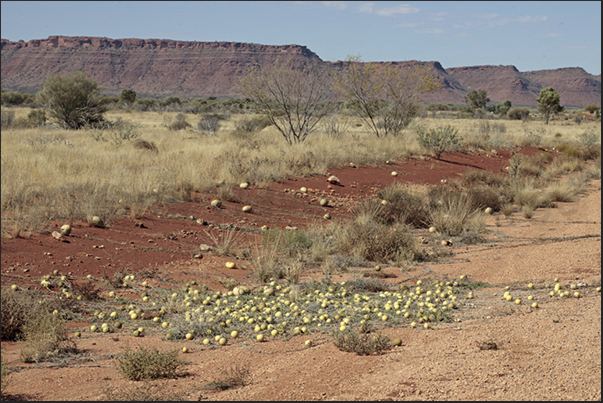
203 363 251 391
416 125 461 159
331 328 393 355
1 287 45 341
377 183 430 227
337 221 421 264
19 303 78 363
427 188 479 235
116 345 184 381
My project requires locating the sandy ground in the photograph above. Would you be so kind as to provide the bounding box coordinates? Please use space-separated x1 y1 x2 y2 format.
1 148 600 401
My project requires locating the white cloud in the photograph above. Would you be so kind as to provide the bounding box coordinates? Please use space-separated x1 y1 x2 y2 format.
397 22 418 28
457 32 470 38
357 2 374 14
513 15 548 23
320 1 347 10
414 28 444 34
357 2 419 16
375 4 419 16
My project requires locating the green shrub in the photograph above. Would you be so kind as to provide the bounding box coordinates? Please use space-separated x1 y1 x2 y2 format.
507 107 530 120
116 346 184 381
37 71 106 129
416 125 461 159
1 91 35 106
27 109 47 127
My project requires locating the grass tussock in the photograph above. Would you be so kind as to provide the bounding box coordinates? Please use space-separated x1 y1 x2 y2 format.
338 221 421 264
116 345 184 381
203 363 251 391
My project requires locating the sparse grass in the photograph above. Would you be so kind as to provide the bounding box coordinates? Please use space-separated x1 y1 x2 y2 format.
205 227 244 257
102 380 188 401
203 363 251 391
116 345 184 381
3 109 599 230
331 328 393 355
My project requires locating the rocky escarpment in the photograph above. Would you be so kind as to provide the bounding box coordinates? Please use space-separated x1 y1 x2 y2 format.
1 36 601 106
1 36 322 98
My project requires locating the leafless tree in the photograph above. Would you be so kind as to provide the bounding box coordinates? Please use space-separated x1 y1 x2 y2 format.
239 59 336 144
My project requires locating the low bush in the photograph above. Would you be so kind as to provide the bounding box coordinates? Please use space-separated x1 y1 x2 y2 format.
234 115 271 133
116 345 184 381
164 113 190 131
416 125 461 159
338 221 420 263
1 287 42 341
331 328 393 355
507 107 530 120
19 304 78 363
378 183 430 228
197 114 220 136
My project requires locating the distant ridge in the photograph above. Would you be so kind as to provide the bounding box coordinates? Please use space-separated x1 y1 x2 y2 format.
1 36 600 107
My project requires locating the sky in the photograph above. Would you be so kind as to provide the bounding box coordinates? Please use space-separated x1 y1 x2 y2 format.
1 1 601 75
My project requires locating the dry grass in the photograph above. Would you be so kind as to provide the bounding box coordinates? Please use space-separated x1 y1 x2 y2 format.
102 380 188 401
2 107 599 231
203 363 251 391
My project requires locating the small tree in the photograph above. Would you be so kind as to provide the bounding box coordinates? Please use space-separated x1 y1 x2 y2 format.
496 100 512 116
239 59 336 144
120 89 137 105
464 89 490 110
37 71 106 129
334 55 441 137
536 87 564 124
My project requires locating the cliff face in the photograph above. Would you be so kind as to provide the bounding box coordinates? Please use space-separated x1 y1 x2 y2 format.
1 36 322 98
1 36 600 106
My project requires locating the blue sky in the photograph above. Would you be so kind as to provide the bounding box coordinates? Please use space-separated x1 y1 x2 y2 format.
1 1 601 74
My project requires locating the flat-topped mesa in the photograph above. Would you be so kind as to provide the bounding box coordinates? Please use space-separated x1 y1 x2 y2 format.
1 36 599 105
0 35 319 57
